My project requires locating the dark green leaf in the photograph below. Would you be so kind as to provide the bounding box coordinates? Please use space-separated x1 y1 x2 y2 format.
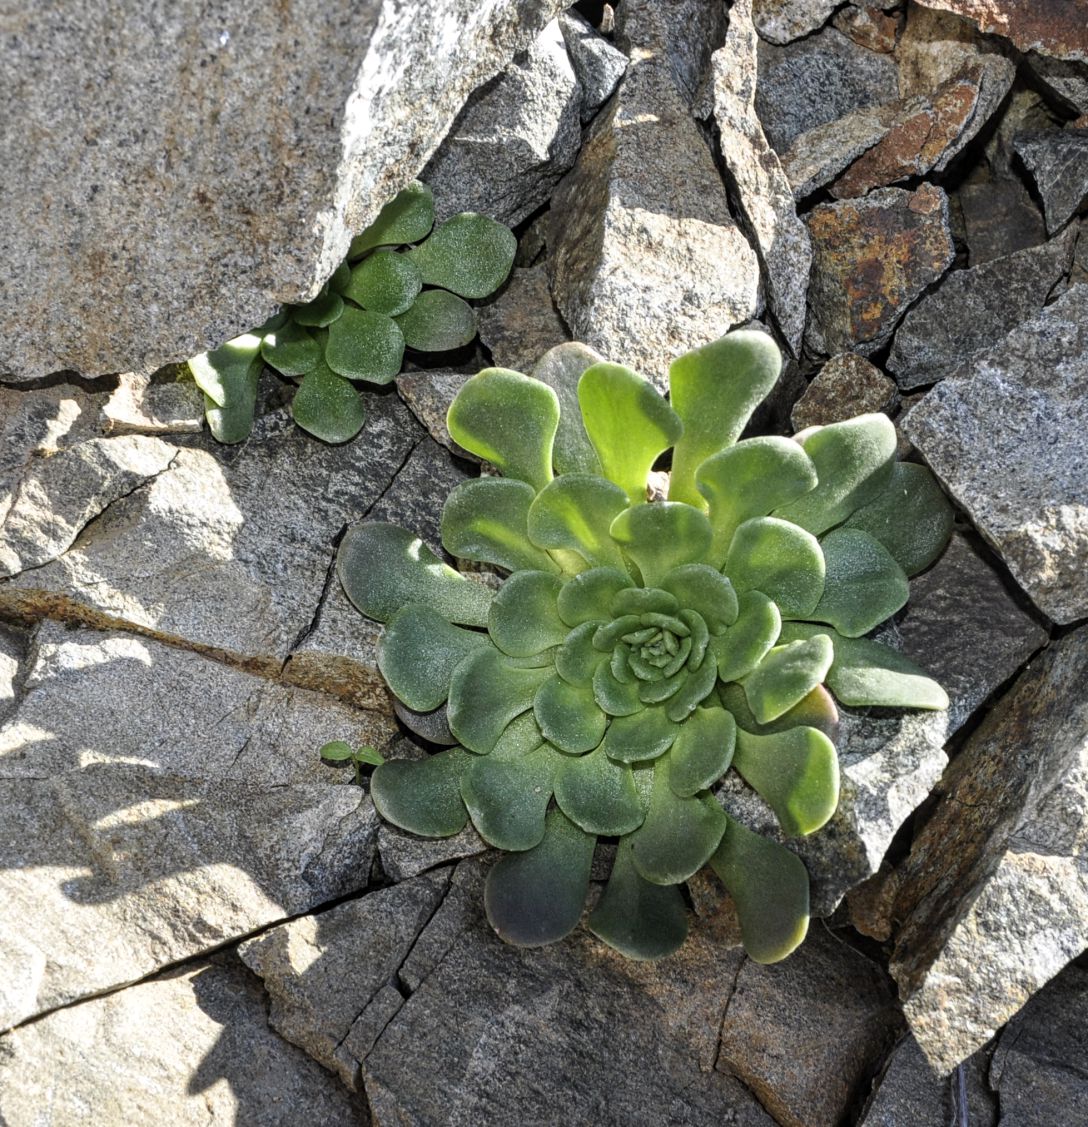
291 364 368 443
370 747 472 837
447 647 552 754
553 745 644 835
488 570 567 657
724 516 825 619
395 290 477 351
410 213 516 299
292 290 344 327
660 564 738 632
442 478 560 573
719 680 840 741
742 634 834 724
349 181 435 258
609 502 714 588
342 250 423 316
323 307 405 384
461 745 558 851
601 705 680 764
260 321 321 377
189 331 262 444
668 706 736 796
709 590 781 682
592 660 643 716
809 528 909 637
555 621 606 685
556 567 633 626
534 675 607 754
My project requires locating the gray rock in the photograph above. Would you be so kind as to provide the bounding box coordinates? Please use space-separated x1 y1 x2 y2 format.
903 285 1088 623
912 1 1088 64
895 2 994 97
378 822 487 882
393 698 457 745
752 0 841 46
1013 129 1088 234
790 353 897 431
100 367 205 435
718 927 901 1127
957 174 1048 266
424 19 583 227
755 28 899 153
887 226 1077 389
477 265 570 372
891 626 1088 1073
396 369 474 456
1 0 567 380
832 3 904 53
1025 53 1088 115
0 624 25 725
558 10 628 121
0 954 363 1125
709 0 812 355
0 623 392 1030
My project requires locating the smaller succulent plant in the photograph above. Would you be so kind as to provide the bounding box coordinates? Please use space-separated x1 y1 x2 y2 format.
335 331 953 963
188 182 515 444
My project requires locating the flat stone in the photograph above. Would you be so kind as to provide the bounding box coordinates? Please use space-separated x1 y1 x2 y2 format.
915 1 1088 63
903 285 1088 623
957 174 1048 265
887 226 1077 388
752 0 841 45
755 28 899 153
0 0 567 380
396 368 474 456
1013 129 1088 234
1025 53 1088 115
0 623 390 1031
424 19 583 227
718 927 901 1127
378 822 487 882
709 0 812 355
896 2 994 97
100 367 205 435
0 953 363 1124
477 265 570 372
805 184 955 356
790 353 897 430
891 626 1088 1073
0 624 25 724
558 10 628 121
832 3 904 53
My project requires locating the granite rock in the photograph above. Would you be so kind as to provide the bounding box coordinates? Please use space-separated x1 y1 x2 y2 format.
1013 129 1088 234
832 3 904 53
915 1 1088 63
0 624 25 724
477 265 570 372
896 2 994 97
790 353 897 430
396 368 475 456
957 174 1048 265
1025 53 1088 115
752 0 842 46
100 367 206 435
558 10 628 121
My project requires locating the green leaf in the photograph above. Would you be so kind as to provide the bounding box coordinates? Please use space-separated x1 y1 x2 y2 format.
349 181 435 258
529 343 605 475
660 564 738 632
578 363 683 503
664 657 720 722
409 213 516 299
319 740 355 763
709 590 781 682
592 661 643 716
292 290 344 327
370 747 472 837
260 321 321 377
379 604 490 711
291 364 368 443
588 838 689 960
809 528 909 637
774 414 897 535
668 331 782 507
742 634 834 724
719 680 840 741
484 807 595 946
709 818 810 964
354 746 385 767
668 706 736 797
843 461 954 577
447 368 559 490
338 521 493 626
395 290 477 351
555 621 606 685
323 307 405 384
461 745 557 851
724 517 825 619
189 332 263 444
609 503 713 588
696 437 818 567
329 261 352 292
491 712 547 759
553 745 645 836
527 475 629 569
556 567 633 626
732 726 839 836
447 647 552 754
442 478 560 573
488 570 567 657
534 675 607 754
601 705 680 764
611 588 679 616
342 250 422 316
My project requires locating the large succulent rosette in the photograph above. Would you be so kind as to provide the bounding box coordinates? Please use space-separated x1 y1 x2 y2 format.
338 331 952 962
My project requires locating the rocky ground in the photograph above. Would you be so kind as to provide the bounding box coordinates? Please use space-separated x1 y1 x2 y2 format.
1 1 1086 1124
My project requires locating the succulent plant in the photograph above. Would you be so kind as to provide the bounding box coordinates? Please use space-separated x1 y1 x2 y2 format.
336 330 953 962
188 182 515 444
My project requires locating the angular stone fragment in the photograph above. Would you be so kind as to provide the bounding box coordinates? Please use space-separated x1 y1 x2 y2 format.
916 1 1088 63
100 367 205 435
805 184 954 356
957 174 1048 265
1013 129 1088 233
1025 53 1088 115
396 368 474 456
903 285 1088 622
891 627 1088 1073
0 624 25 724
378 822 487 882
832 3 904 53
896 2 994 97
0 0 568 379
477 266 570 372
752 0 841 45
887 226 1077 388
790 353 896 430
558 10 628 121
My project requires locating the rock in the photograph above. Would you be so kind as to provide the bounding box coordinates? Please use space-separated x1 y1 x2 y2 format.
0 622 390 1031
957 174 1048 265
100 367 205 435
755 28 899 153
396 368 474 456
558 10 628 121
915 1 1088 63
424 20 583 227
903 285 1088 623
378 822 487 882
0 953 363 1124
832 3 904 53
477 266 570 371
752 0 842 45
790 353 897 430
239 872 450 1089
887 226 1077 388
896 2 993 97
891 626 1088 1073
805 184 955 357
0 624 25 724
1013 129 1088 234
0 395 420 666
1 0 568 380
708 0 812 355
988 964 1088 1124
548 9 760 391
718 927 901 1127
1025 53 1088 115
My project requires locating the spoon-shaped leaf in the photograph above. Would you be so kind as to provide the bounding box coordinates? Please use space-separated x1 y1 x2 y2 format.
447 647 552 754
342 250 422 316
709 590 781 682
534 675 608 754
409 213 516 299
556 566 633 626
291 364 368 443
609 503 714 587
529 343 605 475
725 516 825 619
442 477 560 574
555 622 607 686
592 661 643 716
660 564 739 632
527 475 629 569
461 745 558 851
324 307 405 384
488 570 567 656
370 747 473 837
742 634 834 724
668 706 736 797
485 807 594 947
395 290 477 351
664 657 720 722
553 746 645 835
292 290 344 327
260 321 321 377
349 181 435 258
719 680 840 742
809 528 909 637
601 705 680 763
189 332 263 444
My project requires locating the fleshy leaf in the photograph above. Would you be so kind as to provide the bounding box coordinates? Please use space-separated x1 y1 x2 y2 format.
448 368 559 491
742 634 834 724
555 621 606 685
534 675 608 754
554 746 645 835
578 362 683 503
370 747 472 837
491 712 547 759
529 343 605 474
601 705 680 764
527 474 629 569
556 567 633 626
342 249 422 316
592 661 643 716
773 414 897 535
441 478 560 573
410 213 516 299
719 680 840 742
710 818 810 964
329 262 352 293
668 706 736 797
587 838 688 960
461 745 557 851
660 564 739 632
809 528 909 637
710 590 782 682
189 332 263 444
724 517 825 619
395 290 477 351
843 461 954 577
324 307 405 384
664 657 720 722
448 647 552 754
668 331 782 507
291 364 368 443
609 503 714 588
488 570 566 656
349 181 435 258
379 604 490 711
484 807 594 947
338 521 492 626
292 290 344 328
260 321 321 377
732 726 840 836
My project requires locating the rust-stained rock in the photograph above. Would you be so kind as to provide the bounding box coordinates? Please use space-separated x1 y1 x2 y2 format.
896 2 993 97
790 353 896 430
916 1 1088 63
805 184 955 356
832 3 904 53
782 102 902 199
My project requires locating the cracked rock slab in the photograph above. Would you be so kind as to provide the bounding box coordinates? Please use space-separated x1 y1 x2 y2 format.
100 367 205 436
1013 129 1088 234
916 1 1088 63
558 10 628 121
477 265 570 372
752 0 841 46
395 369 475 457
